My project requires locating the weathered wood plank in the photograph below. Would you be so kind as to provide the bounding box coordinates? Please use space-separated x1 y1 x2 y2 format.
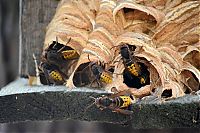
19 0 59 77
0 79 200 128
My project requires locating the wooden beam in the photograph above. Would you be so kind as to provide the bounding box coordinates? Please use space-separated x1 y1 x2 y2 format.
1 78 200 128
19 0 59 77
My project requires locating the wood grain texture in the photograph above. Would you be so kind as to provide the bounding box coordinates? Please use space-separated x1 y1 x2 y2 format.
0 79 200 128
19 0 59 77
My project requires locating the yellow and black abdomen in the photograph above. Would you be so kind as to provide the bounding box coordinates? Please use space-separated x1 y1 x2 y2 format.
123 61 150 89
49 70 64 82
39 62 67 85
100 72 113 84
126 63 141 77
113 96 133 108
119 96 133 108
62 50 79 60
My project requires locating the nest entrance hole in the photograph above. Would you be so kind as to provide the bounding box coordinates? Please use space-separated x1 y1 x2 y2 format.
181 70 200 93
73 61 105 88
161 89 172 98
183 51 200 69
49 41 76 51
123 62 150 89
122 8 157 25
73 62 92 87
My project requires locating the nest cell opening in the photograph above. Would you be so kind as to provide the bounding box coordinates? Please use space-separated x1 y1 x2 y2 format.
183 51 200 69
108 67 115 73
49 41 76 51
73 62 92 87
123 62 150 89
181 70 200 93
73 61 114 88
161 89 172 98
122 8 157 25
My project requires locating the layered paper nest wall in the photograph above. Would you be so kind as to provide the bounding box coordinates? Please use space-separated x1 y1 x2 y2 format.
43 0 200 99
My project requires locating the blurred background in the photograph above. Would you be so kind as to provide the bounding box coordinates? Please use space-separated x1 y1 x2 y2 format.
0 0 19 88
0 0 200 133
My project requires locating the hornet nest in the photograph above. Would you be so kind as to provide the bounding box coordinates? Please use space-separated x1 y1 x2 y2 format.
39 0 199 99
